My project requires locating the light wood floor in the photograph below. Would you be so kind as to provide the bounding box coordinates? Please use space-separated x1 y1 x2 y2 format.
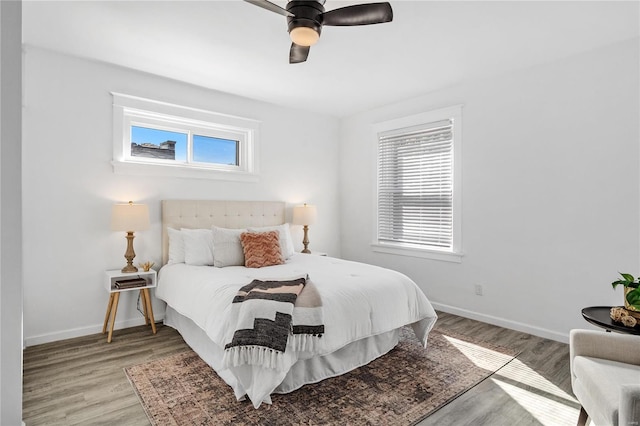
23 312 581 426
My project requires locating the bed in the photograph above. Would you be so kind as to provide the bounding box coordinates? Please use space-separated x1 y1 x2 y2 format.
156 200 438 408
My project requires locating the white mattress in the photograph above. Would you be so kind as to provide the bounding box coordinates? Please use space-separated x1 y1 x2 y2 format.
157 254 437 407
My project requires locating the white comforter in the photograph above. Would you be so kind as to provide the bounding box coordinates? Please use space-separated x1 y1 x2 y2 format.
157 254 437 407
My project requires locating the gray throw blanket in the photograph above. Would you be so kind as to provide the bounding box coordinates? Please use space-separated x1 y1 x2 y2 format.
222 275 324 371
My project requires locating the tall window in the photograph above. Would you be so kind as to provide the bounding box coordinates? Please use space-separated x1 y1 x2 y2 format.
373 105 462 262
112 93 259 181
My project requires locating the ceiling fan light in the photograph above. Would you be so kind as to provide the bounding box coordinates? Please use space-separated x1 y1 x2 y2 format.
290 26 319 47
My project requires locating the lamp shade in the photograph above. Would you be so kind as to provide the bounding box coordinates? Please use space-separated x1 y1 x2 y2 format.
111 202 150 232
292 204 317 226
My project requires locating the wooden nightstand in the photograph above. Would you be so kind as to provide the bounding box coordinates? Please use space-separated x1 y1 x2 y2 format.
103 269 157 343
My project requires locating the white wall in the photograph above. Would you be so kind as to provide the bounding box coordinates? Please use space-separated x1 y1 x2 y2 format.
22 46 341 345
0 1 23 423
21 31 639 348
339 38 640 342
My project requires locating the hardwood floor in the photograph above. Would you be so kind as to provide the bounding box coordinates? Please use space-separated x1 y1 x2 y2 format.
419 312 580 426
23 324 189 426
23 312 580 425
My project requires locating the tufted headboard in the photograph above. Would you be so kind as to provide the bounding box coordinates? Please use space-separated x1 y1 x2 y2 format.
161 200 286 265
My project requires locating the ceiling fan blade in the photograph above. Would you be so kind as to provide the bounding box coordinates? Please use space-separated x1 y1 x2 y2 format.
321 2 393 26
244 0 294 17
289 43 310 64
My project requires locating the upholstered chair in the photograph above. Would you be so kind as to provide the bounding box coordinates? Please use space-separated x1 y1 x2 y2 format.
570 329 640 426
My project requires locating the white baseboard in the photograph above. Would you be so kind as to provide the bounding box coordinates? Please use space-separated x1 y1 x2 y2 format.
23 314 164 347
25 304 569 346
431 302 569 344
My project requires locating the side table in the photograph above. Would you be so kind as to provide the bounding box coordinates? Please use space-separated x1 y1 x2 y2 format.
103 269 158 342
581 306 640 336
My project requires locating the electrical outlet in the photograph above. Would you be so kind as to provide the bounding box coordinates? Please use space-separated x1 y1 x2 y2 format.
474 284 483 296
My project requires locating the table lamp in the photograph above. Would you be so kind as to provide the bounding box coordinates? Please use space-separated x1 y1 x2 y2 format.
293 203 317 254
111 201 150 273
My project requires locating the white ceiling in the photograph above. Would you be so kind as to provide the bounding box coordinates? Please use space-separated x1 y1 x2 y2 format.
22 1 639 118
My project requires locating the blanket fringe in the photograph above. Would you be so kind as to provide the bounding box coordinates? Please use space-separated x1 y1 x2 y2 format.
223 346 286 371
290 334 322 353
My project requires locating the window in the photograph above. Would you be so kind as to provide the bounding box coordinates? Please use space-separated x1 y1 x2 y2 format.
372 105 462 262
112 93 259 181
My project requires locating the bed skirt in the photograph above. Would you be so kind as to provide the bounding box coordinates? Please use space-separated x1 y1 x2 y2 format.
164 306 401 402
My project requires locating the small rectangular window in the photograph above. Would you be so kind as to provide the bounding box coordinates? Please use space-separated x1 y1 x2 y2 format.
112 93 259 181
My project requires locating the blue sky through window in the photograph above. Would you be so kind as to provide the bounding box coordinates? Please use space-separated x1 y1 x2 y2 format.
131 126 238 165
193 135 238 165
131 126 187 161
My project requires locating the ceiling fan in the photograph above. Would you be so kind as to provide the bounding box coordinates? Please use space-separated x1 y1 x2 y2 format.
245 0 393 64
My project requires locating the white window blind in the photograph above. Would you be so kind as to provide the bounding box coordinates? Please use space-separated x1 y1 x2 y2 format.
377 119 454 250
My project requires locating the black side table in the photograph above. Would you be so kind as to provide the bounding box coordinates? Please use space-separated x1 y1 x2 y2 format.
581 306 640 336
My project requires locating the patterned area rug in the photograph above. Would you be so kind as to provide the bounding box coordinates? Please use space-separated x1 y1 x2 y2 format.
125 327 518 425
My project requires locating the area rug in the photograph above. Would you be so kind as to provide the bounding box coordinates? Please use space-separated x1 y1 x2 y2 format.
125 327 518 425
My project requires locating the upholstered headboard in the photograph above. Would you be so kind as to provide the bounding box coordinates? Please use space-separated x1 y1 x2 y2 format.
161 200 286 265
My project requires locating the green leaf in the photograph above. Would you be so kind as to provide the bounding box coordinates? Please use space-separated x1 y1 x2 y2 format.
628 301 640 310
626 289 640 310
626 289 640 306
620 272 635 282
612 280 629 289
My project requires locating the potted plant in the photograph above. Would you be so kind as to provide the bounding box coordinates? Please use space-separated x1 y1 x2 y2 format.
611 273 640 317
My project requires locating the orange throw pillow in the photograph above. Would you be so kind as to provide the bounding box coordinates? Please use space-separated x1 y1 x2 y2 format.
240 231 284 268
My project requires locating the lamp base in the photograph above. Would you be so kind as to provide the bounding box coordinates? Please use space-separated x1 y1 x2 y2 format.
301 225 311 254
122 231 138 273
121 264 138 273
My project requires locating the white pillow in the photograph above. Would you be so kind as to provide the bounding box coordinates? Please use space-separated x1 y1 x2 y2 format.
212 226 246 267
181 228 215 266
167 227 185 264
248 223 295 260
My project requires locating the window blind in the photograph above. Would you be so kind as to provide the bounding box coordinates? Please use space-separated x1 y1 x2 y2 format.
377 119 454 249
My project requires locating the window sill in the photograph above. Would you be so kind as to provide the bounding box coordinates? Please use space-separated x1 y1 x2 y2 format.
112 160 259 183
371 243 463 263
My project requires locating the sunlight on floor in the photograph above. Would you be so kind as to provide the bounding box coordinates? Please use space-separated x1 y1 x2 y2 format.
445 335 581 425
493 357 581 425
492 378 580 425
442 335 514 371
497 358 576 401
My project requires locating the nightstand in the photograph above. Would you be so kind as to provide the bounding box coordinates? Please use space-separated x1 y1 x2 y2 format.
308 251 328 256
103 269 157 343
